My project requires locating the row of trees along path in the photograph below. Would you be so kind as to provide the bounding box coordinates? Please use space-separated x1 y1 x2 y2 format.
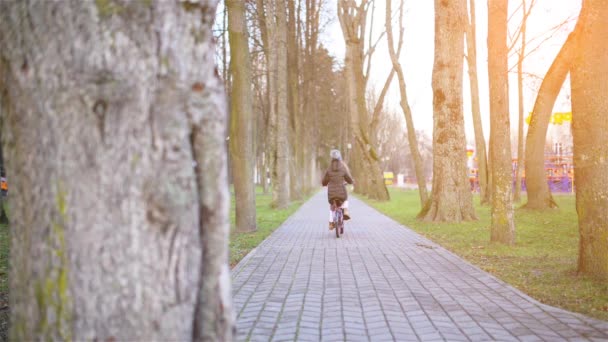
0 0 606 339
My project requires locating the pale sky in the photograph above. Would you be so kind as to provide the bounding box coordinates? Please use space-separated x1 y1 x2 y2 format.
321 0 580 142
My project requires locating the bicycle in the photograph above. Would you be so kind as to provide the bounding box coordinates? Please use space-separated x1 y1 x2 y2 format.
331 199 344 238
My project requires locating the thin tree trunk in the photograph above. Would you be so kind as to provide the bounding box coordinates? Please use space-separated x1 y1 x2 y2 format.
571 0 608 280
465 0 490 205
287 0 302 200
488 0 516 245
524 32 577 210
228 0 257 233
369 70 395 146
0 1 234 340
386 0 428 206
256 0 271 197
514 0 528 203
275 0 291 207
514 48 525 202
419 0 475 222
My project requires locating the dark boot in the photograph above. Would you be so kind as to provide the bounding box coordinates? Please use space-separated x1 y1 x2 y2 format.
343 208 351 220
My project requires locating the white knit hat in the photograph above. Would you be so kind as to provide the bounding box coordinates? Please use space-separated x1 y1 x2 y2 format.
330 149 342 160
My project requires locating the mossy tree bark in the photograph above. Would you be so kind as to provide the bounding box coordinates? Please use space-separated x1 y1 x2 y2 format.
571 0 608 280
0 0 233 340
419 0 476 222
228 0 257 233
488 0 515 244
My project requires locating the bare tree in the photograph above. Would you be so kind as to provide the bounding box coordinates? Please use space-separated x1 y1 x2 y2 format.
488 0 516 244
419 0 476 222
338 0 389 201
386 0 428 206
570 0 608 280
0 0 234 340
465 0 490 204
510 0 536 202
228 0 257 232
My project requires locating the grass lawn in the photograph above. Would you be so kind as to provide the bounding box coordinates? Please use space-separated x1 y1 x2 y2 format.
365 188 608 322
229 188 308 268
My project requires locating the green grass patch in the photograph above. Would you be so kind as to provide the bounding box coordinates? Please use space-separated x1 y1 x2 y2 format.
229 188 308 268
365 188 608 322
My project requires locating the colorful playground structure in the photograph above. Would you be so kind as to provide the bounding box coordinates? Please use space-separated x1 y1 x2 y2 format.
467 111 575 193
468 152 574 193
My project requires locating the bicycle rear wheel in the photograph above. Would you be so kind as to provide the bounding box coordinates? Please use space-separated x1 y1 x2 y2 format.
335 210 342 238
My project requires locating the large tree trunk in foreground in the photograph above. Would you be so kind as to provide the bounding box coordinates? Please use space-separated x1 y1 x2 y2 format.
571 0 608 280
419 0 475 222
386 0 428 206
0 1 233 340
465 0 490 205
524 32 577 210
338 0 389 201
488 0 515 245
228 0 257 233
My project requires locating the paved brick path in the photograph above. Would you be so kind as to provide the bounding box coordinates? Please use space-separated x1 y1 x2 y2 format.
232 191 608 341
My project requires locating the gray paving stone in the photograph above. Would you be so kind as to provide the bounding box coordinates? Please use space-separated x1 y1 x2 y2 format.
232 192 608 341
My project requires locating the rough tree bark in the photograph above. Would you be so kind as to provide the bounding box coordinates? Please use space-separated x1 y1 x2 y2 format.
488 0 516 244
0 0 233 340
338 0 389 201
418 0 476 222
228 0 257 233
570 0 608 280
465 0 490 204
386 0 428 206
524 32 577 210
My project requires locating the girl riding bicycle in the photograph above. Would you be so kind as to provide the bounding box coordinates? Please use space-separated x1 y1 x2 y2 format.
322 149 354 230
